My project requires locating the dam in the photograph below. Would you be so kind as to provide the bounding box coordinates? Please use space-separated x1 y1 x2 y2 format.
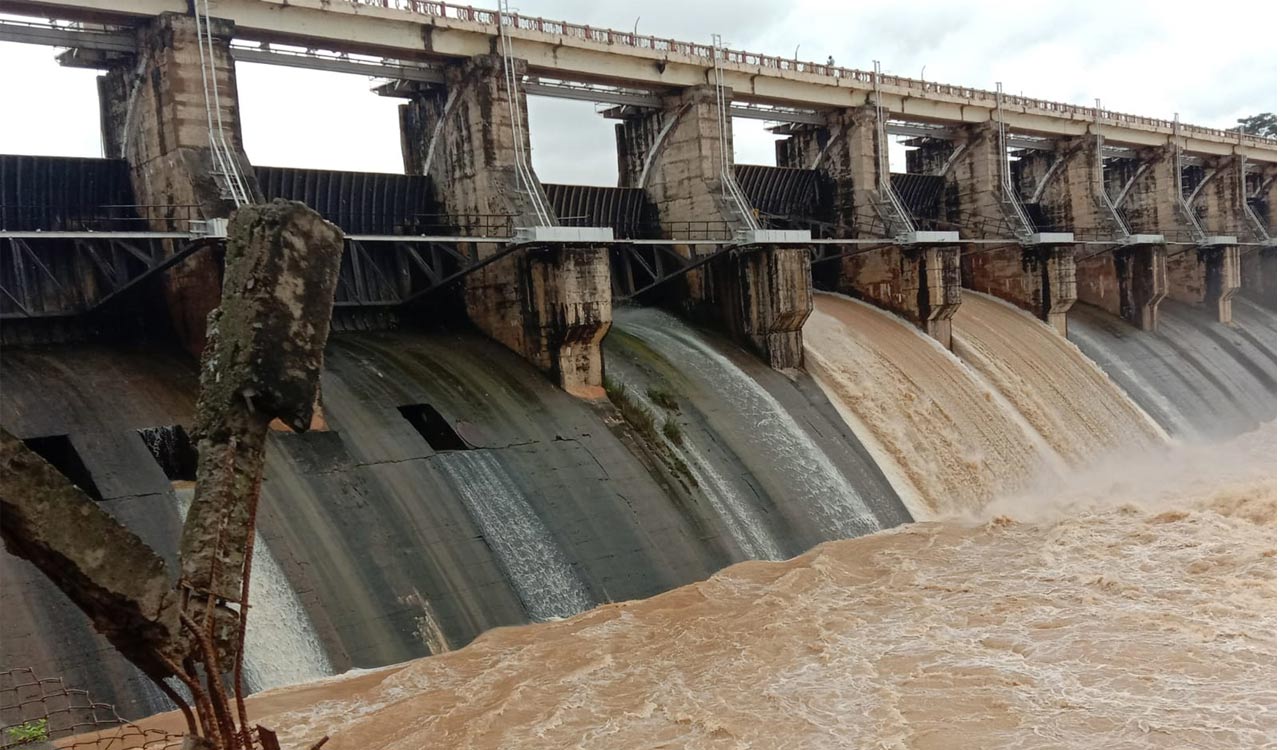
0 0 1275 745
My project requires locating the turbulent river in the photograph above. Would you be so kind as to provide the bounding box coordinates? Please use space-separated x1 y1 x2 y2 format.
122 424 1276 750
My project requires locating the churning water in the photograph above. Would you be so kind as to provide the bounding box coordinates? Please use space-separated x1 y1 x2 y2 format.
433 451 594 621
175 424 1275 750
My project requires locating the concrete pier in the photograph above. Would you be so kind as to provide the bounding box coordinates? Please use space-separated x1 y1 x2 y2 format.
616 85 811 369
779 108 960 347
1117 146 1239 323
1017 138 1162 330
397 55 611 397
95 12 259 353
935 123 1077 335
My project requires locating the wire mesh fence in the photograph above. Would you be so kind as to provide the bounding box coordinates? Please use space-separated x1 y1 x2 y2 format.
0 668 182 750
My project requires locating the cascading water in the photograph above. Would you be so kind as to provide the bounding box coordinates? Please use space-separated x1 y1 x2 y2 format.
172 486 333 692
602 362 785 561
802 292 1064 517
1069 299 1277 439
951 291 1167 463
432 451 594 621
609 308 885 540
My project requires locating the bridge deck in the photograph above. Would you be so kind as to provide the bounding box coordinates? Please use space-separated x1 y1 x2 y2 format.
3 0 1275 161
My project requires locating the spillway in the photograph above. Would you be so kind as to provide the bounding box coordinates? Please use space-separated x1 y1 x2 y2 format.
605 307 909 553
803 293 1061 517
1 320 910 718
951 291 1167 464
1069 299 1277 439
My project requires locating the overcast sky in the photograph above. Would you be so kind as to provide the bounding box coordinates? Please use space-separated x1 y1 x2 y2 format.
0 0 1275 185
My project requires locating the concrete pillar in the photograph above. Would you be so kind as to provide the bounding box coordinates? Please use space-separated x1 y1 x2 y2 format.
97 12 260 354
964 245 1077 335
1120 146 1239 323
399 55 610 398
778 108 961 347
1240 246 1276 308
1166 245 1241 323
616 85 811 369
942 123 1077 334
1240 168 1276 308
1075 244 1168 330
1014 138 1164 331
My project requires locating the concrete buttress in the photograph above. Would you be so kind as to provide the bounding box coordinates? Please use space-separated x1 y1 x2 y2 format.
940 123 1078 335
777 107 959 347
1117 146 1239 323
1016 137 1163 331
399 55 610 398
616 85 812 369
97 12 261 354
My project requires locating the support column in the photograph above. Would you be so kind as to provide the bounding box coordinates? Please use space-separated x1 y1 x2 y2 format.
944 123 1076 333
1241 165 1276 308
1120 146 1239 323
96 12 260 354
779 108 960 347
616 85 811 369
399 55 610 397
1018 137 1164 330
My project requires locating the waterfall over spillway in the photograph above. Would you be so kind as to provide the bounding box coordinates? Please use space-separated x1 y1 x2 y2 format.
603 360 785 561
608 308 891 541
173 487 333 692
433 451 594 621
803 293 1063 518
952 292 1168 463
1068 299 1277 439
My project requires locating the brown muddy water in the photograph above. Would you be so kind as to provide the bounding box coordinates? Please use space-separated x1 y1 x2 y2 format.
104 424 1276 750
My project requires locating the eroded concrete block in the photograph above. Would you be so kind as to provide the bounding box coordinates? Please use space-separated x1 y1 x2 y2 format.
1074 244 1167 330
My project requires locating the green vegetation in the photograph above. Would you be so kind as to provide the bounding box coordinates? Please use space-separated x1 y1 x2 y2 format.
662 419 683 446
6 719 49 746
604 377 696 488
646 386 680 412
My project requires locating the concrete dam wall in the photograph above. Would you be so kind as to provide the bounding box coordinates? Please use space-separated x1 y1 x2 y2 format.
4 290 1274 718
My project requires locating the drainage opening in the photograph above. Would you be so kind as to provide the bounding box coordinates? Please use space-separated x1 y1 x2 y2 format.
138 425 198 481
397 404 469 451
22 435 103 501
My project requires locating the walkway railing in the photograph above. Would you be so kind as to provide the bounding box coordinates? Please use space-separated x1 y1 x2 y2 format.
345 0 1274 148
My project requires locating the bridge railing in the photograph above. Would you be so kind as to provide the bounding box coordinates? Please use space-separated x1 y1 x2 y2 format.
344 0 1275 149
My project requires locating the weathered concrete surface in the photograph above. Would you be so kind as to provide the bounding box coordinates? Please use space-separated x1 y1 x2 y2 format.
1166 245 1241 324
1240 246 1276 309
964 245 1076 336
0 430 181 680
777 109 961 346
1014 137 1164 332
1114 146 1239 324
400 54 610 396
837 246 961 347
616 85 812 369
179 200 343 645
98 12 261 354
932 124 1079 334
1075 244 1168 330
707 246 813 368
